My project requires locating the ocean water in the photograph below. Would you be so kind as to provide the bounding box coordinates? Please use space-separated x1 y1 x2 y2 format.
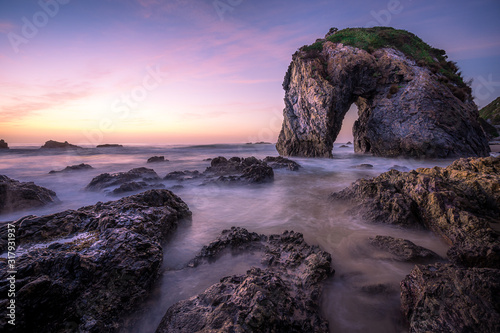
0 143 456 332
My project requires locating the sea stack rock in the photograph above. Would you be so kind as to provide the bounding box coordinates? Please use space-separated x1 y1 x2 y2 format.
0 140 8 149
276 27 490 158
40 140 82 149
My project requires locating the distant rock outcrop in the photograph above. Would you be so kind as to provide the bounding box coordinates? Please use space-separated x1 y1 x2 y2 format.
276 27 490 158
96 144 123 148
0 175 59 214
480 96 500 125
40 140 82 149
0 140 8 149
49 163 94 174
147 156 168 163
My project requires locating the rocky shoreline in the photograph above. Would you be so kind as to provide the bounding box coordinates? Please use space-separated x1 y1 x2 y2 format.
0 155 498 332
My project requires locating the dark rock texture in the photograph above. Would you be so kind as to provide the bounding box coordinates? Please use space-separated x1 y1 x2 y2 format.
85 167 161 193
0 189 191 332
263 156 301 171
332 157 500 269
0 140 8 149
401 263 500 333
276 29 489 158
147 156 168 163
0 175 59 214
49 163 94 174
164 170 201 181
111 181 165 195
204 156 274 184
157 227 332 333
40 140 82 149
369 235 441 262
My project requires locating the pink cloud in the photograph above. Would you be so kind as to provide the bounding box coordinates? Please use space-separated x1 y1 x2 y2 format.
0 21 15 33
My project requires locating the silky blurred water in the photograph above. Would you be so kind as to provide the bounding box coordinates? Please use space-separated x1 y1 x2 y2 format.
0 143 454 332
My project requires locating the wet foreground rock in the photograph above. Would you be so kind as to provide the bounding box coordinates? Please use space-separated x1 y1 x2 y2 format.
369 235 441 263
0 189 191 332
401 263 500 333
332 156 500 268
0 175 59 214
156 227 332 333
332 156 500 331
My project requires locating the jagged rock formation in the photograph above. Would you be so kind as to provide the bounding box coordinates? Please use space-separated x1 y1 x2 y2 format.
401 263 500 333
276 27 490 158
156 228 332 333
331 156 500 331
40 140 82 149
0 175 59 214
0 190 191 332
49 163 94 174
0 140 8 149
332 156 500 268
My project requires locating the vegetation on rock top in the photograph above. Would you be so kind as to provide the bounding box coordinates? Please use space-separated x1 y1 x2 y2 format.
300 27 471 101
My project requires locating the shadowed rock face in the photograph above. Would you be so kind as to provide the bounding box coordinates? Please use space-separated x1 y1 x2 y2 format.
276 31 490 158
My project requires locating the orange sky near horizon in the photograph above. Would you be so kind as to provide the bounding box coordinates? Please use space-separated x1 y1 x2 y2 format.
1 0 499 146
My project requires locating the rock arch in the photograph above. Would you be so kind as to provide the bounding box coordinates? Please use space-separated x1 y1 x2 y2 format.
276 29 490 158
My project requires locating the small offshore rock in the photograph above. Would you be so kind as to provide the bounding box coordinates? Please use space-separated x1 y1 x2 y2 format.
164 170 201 181
147 156 168 163
49 163 93 174
263 156 301 171
0 139 9 149
85 167 160 192
40 140 82 149
96 144 123 148
0 175 59 214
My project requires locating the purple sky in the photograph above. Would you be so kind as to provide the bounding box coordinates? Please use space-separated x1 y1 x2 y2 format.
1 0 499 145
